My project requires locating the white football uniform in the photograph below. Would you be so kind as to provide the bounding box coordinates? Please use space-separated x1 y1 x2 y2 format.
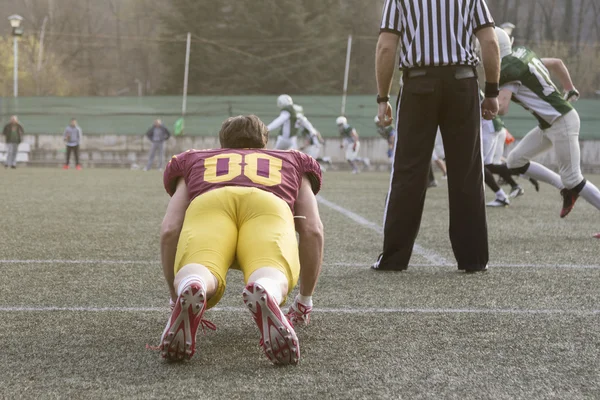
481 120 500 165
431 130 445 161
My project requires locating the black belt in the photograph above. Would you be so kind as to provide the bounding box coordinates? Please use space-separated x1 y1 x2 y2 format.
404 65 476 80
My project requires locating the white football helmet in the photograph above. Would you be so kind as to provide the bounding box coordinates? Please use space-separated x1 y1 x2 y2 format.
495 26 513 58
277 94 293 109
336 116 347 126
500 22 515 36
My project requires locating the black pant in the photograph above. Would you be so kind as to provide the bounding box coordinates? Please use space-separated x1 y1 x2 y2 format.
379 66 488 270
66 145 80 166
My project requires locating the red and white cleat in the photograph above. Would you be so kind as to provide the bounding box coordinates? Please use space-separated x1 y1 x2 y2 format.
242 282 300 365
593 233 600 239
158 282 215 361
560 189 579 218
286 300 312 327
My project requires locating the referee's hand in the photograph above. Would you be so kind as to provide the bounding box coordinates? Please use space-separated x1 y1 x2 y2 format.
378 102 394 127
481 97 499 120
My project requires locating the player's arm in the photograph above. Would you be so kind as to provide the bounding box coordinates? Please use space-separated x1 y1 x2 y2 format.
541 58 574 91
540 58 579 101
160 178 189 301
498 86 516 116
299 116 317 137
267 111 290 132
294 176 324 297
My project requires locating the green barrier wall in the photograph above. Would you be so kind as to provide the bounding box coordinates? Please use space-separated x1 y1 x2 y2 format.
1 96 599 139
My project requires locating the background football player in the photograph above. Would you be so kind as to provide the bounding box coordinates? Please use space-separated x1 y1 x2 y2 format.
495 27 600 228
374 115 395 165
336 116 370 174
267 94 317 150
155 115 324 365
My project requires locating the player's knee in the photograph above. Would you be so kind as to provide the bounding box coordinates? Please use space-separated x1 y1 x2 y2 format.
506 152 527 171
562 171 584 190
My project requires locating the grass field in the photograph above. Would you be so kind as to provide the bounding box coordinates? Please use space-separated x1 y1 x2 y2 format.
1 168 599 399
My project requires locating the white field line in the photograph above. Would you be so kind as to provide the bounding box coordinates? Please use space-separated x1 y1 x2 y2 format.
0 259 139 265
0 305 598 316
316 195 451 266
324 262 600 269
1 259 599 269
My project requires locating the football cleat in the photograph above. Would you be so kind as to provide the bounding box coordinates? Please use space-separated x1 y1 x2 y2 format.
593 233 600 239
529 178 540 192
286 300 312 327
509 186 524 198
157 282 215 361
486 198 510 207
243 282 300 365
76 164 82 170
427 180 438 188
560 189 579 218
62 165 69 170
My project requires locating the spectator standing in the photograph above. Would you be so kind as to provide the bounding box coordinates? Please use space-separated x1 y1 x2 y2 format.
144 119 171 171
2 115 24 169
63 118 83 170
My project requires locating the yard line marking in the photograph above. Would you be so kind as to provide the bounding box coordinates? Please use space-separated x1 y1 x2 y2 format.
0 259 141 265
0 305 598 316
1 259 598 269
324 262 600 269
316 195 451 266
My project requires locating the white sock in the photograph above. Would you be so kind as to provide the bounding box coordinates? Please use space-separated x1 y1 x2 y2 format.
525 162 564 190
177 275 206 297
495 189 507 200
579 181 600 210
297 295 313 307
254 277 283 305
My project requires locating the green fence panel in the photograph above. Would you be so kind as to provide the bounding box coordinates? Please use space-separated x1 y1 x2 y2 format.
1 96 599 139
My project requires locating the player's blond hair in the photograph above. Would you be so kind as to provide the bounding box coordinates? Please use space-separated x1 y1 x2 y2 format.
219 115 268 149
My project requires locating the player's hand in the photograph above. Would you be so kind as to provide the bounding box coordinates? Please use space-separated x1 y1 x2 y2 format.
481 97 499 120
564 88 580 102
378 102 394 127
352 143 357 151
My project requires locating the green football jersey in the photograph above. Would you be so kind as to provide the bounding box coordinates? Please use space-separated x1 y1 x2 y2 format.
281 105 298 136
492 116 504 132
500 46 573 129
376 125 395 140
340 125 354 142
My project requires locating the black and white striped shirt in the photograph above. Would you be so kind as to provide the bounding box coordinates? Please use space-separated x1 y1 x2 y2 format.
380 0 494 69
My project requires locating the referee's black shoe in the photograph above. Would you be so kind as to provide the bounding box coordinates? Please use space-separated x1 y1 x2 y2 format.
371 253 408 271
458 265 488 273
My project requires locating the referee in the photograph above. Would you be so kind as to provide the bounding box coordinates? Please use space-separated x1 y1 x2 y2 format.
372 0 500 272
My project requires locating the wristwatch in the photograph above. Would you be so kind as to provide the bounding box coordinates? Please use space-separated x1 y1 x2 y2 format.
376 95 390 104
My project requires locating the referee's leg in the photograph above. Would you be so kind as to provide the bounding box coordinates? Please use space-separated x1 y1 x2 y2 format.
439 74 488 270
377 76 442 270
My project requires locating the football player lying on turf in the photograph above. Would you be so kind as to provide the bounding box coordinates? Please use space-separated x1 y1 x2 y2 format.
156 115 324 365
495 27 600 226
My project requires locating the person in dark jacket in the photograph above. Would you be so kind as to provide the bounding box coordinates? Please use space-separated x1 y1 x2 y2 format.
3 115 24 169
144 119 171 171
63 118 83 170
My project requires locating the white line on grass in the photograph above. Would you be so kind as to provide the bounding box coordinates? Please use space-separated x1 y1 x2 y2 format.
1 259 599 269
325 262 600 269
0 259 140 265
316 195 451 266
0 305 598 316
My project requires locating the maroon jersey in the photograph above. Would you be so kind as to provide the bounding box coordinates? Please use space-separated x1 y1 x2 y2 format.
164 148 322 211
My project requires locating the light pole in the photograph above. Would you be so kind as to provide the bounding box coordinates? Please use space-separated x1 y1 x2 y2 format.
8 15 24 98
